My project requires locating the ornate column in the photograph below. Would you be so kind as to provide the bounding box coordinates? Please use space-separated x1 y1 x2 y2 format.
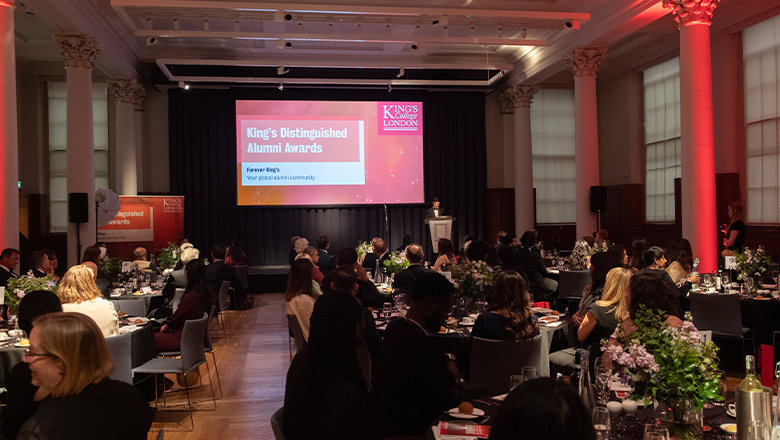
509 85 539 235
108 79 145 196
566 47 606 240
498 92 515 189
55 34 101 266
663 0 719 272
134 93 145 193
0 0 19 252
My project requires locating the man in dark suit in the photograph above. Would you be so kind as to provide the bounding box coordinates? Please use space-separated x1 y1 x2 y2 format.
425 198 444 219
361 237 390 274
0 248 20 287
315 234 336 276
392 244 432 291
206 244 245 310
514 231 558 302
28 249 49 278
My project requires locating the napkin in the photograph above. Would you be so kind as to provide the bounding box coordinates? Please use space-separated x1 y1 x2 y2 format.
543 321 564 328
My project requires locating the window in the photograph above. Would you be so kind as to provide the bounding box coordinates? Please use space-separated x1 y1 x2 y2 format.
643 57 681 223
531 89 576 224
47 82 109 233
744 15 780 223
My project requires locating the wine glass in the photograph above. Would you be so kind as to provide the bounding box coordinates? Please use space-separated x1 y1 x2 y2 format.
643 425 671 440
593 407 610 440
394 293 407 317
521 366 538 380
703 274 713 290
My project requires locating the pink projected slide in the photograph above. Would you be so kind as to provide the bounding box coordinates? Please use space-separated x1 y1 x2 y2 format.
236 101 424 206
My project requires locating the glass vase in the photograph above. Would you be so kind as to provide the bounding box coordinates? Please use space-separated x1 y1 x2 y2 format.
666 398 703 440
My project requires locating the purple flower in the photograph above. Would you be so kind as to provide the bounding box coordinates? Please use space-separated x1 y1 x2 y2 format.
47 281 56 288
487 267 493 272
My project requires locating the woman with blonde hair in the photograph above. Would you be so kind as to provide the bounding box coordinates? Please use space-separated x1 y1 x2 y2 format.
16 312 151 440
722 200 746 257
58 265 118 337
471 270 538 341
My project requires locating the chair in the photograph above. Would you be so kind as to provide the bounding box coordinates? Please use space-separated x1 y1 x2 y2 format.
132 313 216 431
235 265 249 297
105 332 133 384
171 288 186 314
270 407 285 440
158 305 223 399
556 270 591 312
111 298 146 317
689 293 754 358
216 281 232 339
469 334 544 395
287 314 306 356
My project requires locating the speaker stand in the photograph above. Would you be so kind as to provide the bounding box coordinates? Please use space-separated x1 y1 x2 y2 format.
596 211 601 232
95 200 99 243
75 222 83 264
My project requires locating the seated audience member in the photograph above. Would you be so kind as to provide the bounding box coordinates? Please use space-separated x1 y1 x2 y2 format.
550 267 630 375
3 291 62 440
224 239 248 266
372 272 460 438
293 237 309 259
499 233 517 249
296 246 325 287
638 246 682 318
0 248 20 287
285 259 319 343
95 242 107 258
629 236 648 270
129 247 152 273
471 270 538 341
568 240 591 270
664 238 699 308
488 377 596 440
514 231 558 302
595 229 609 244
288 236 301 265
81 246 101 267
177 237 189 248
172 242 195 271
466 239 497 266
572 252 619 327
391 244 432 291
16 313 152 440
284 291 372 440
496 230 508 246
58 265 118 337
458 233 476 257
322 248 384 309
315 234 336 276
581 235 595 247
361 237 390 273
153 246 200 318
205 244 246 310
607 243 628 267
496 246 531 288
155 259 214 352
28 250 49 278
43 249 60 283
330 265 383 371
432 238 456 271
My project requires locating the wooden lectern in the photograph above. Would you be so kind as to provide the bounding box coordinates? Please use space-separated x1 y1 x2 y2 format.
424 216 456 253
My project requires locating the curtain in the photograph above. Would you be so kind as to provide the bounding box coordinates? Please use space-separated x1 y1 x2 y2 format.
169 88 487 264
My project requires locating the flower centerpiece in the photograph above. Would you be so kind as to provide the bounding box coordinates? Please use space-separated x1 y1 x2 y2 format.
449 259 500 314
6 272 58 315
383 251 409 275
156 242 180 270
97 256 123 285
356 241 372 259
590 240 612 255
734 245 776 290
603 307 721 440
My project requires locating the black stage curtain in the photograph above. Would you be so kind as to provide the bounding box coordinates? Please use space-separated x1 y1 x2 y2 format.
169 88 486 265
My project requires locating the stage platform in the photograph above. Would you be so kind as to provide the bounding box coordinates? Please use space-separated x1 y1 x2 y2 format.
248 265 290 294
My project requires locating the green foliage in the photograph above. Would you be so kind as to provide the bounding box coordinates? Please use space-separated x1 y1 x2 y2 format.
6 272 58 315
97 256 122 284
156 242 180 269
734 245 776 281
356 241 372 258
450 259 500 304
383 251 409 274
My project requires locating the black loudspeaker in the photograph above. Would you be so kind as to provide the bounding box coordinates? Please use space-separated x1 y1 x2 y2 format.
590 186 607 213
68 193 89 223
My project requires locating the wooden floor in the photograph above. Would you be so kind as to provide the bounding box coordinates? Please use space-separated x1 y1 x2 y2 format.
148 293 290 439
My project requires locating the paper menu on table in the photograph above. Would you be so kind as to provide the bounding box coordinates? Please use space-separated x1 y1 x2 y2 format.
0 287 4 305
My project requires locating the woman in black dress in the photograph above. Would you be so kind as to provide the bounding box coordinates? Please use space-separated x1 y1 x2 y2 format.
722 201 746 257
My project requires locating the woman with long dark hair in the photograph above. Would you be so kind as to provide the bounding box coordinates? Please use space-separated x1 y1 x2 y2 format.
432 238 455 271
283 291 370 440
285 259 319 342
629 237 648 270
471 270 538 341
638 247 683 316
225 239 248 266
154 259 213 352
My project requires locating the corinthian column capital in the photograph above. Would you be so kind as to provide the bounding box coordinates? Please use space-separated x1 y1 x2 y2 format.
508 85 539 109
565 47 607 78
498 92 514 114
662 0 720 27
54 34 101 69
107 79 146 107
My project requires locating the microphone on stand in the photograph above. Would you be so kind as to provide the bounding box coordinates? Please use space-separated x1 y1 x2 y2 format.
384 203 389 234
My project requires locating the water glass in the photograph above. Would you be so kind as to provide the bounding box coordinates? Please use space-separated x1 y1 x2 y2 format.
596 371 611 406
510 374 527 391
643 425 670 440
703 274 713 288
521 366 538 380
382 302 393 320
654 404 674 435
593 407 611 440
722 273 731 289
394 294 407 317
746 420 769 440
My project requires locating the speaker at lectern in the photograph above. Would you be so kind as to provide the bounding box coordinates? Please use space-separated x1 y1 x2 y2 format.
424 216 456 254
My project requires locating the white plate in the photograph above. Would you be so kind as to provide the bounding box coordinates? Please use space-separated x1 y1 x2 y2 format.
447 408 485 419
438 328 456 334
720 423 736 434
459 321 475 327
539 316 559 324
14 342 29 348
531 307 553 314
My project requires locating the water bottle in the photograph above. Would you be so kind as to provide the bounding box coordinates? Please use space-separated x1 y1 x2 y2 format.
578 349 595 411
691 258 700 289
717 266 723 292
374 260 383 284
